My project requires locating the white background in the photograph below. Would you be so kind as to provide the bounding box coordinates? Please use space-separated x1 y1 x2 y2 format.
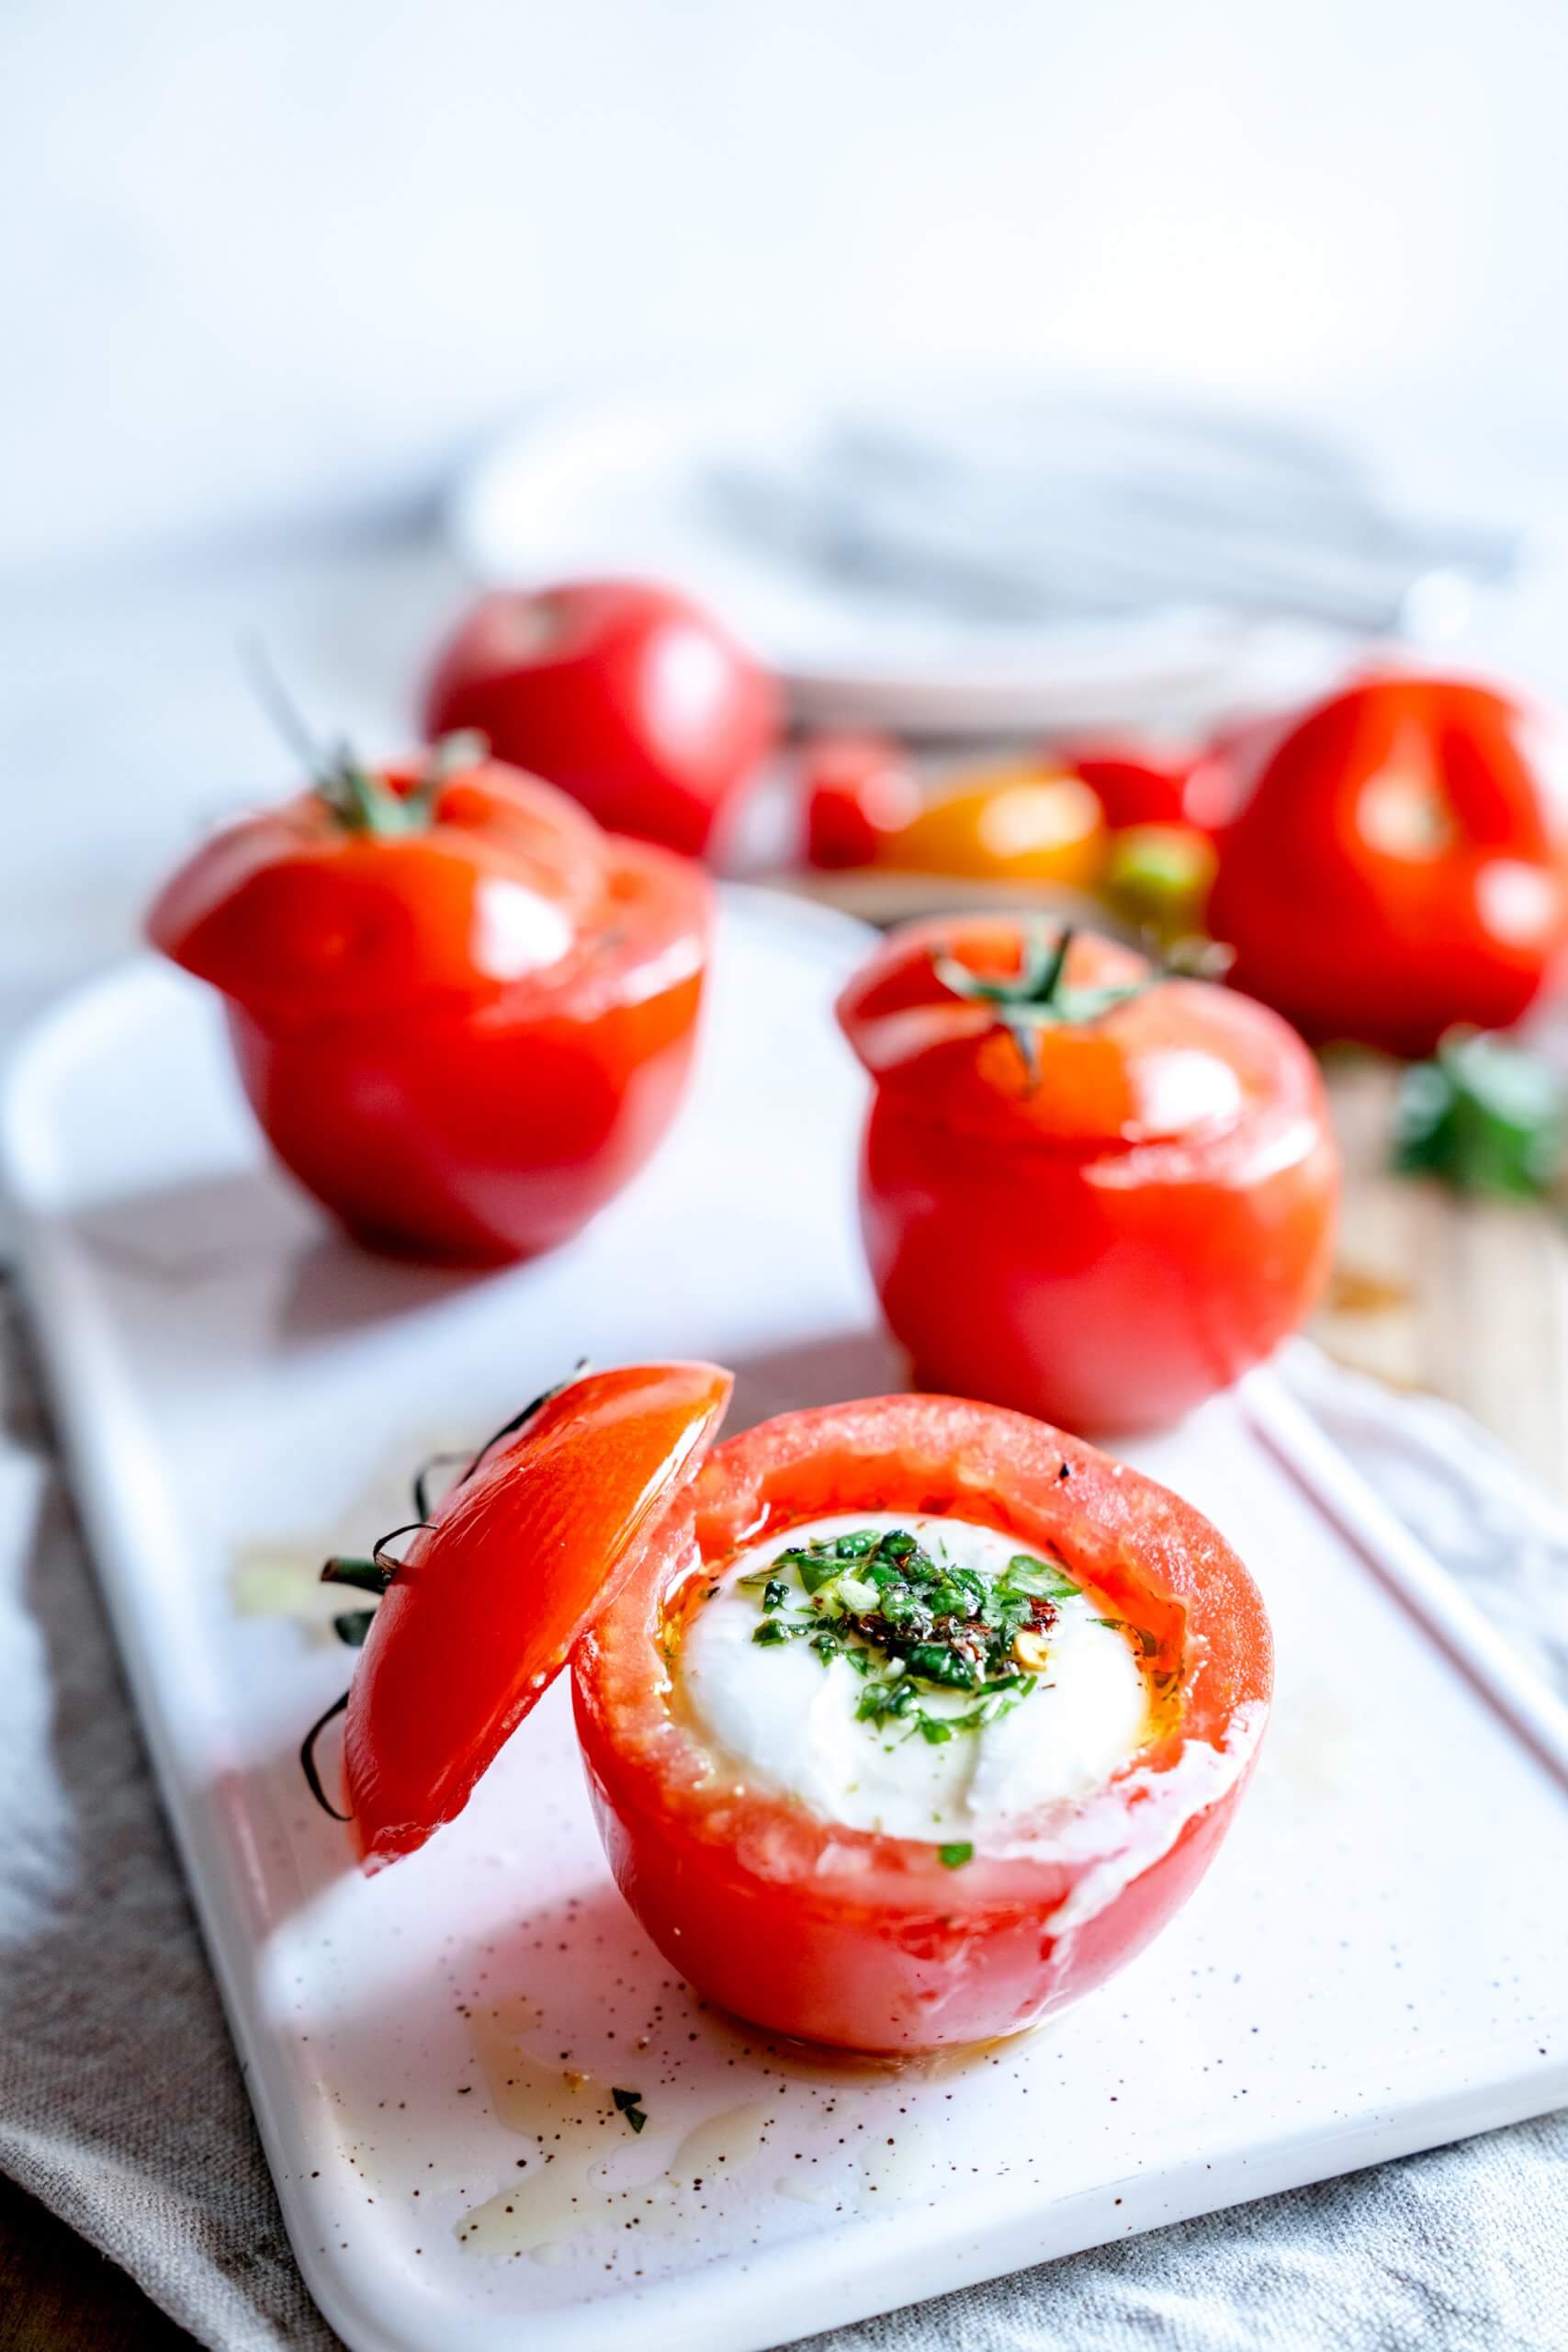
5 0 1568 570
6 0 1568 1043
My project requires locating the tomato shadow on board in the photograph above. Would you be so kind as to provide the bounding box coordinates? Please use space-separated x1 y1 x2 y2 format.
70 1162 502 1361
271 1224 500 1351
723 1327 907 1435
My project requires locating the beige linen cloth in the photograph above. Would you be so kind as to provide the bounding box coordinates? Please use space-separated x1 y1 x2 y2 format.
2 1289 1565 2352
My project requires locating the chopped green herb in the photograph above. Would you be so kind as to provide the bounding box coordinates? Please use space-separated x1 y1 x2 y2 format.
903 1642 980 1690
938 1842 975 1869
742 1522 1078 1741
751 1617 814 1646
1005 1553 1079 1600
611 2087 648 2133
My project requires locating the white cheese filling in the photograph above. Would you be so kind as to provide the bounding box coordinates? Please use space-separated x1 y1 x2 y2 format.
678 1512 1152 1842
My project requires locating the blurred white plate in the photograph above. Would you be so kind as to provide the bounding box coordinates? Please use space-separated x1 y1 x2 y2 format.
446 387 1363 734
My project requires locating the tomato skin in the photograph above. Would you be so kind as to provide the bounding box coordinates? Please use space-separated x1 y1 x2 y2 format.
573 1395 1271 2052
150 761 712 1263
423 581 781 859
345 1363 732 1869
878 765 1106 888
839 920 1338 1432
1059 738 1198 831
803 734 922 868
1205 674 1568 1057
223 894 703 1261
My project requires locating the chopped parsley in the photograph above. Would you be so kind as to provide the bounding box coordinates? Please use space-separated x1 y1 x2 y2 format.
611 2087 648 2134
747 1524 1074 1744
939 1842 975 1869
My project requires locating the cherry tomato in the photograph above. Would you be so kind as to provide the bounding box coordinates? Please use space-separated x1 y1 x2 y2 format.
343 1363 732 1867
148 749 712 1263
1057 736 1198 830
423 580 781 859
804 741 1106 889
1101 823 1217 945
575 1393 1272 2051
883 761 1106 888
838 919 1338 1433
1204 673 1568 1056
803 733 922 868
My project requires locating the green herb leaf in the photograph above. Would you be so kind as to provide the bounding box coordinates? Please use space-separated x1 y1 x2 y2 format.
751 1617 813 1646
938 1842 975 1869
1003 1553 1079 1601
903 1643 981 1690
611 2087 648 2133
1393 1028 1568 1201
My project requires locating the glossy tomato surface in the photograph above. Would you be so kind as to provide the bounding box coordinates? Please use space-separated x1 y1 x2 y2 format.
344 1363 732 1867
574 1394 1271 2052
423 581 780 859
803 733 921 868
149 755 712 1262
1205 673 1568 1056
838 920 1338 1432
1057 736 1198 830
881 763 1106 888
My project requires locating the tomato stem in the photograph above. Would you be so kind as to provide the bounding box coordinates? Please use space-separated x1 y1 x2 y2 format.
299 1690 351 1822
299 1363 593 1817
932 926 1149 1088
242 642 490 839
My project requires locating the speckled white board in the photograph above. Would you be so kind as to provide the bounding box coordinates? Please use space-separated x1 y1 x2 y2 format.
5 890 1565 2352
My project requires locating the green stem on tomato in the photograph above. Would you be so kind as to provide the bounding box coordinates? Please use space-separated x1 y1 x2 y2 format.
932 926 1149 1088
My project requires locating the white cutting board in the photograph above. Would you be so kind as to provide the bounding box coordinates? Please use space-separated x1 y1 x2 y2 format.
3 886 1565 2352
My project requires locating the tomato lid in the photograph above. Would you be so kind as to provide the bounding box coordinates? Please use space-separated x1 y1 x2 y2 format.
337 1362 732 1868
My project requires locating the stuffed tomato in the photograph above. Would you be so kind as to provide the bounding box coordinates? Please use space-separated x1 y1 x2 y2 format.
330 1367 1269 2055
148 743 710 1263
838 918 1338 1433
573 1391 1271 2052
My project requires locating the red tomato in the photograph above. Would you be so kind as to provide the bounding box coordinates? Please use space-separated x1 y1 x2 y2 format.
1204 673 1568 1056
344 1363 732 1867
575 1393 1272 2052
148 751 711 1263
423 581 781 859
838 919 1338 1433
803 733 922 868
1057 736 1198 830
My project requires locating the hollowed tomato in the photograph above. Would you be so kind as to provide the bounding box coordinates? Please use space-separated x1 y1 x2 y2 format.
573 1392 1271 2052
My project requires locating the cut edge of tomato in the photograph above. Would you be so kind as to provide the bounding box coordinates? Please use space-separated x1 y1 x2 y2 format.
577 1392 1273 1904
341 1360 733 1871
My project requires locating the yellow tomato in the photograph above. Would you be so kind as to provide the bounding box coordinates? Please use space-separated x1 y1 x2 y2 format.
877 763 1106 887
